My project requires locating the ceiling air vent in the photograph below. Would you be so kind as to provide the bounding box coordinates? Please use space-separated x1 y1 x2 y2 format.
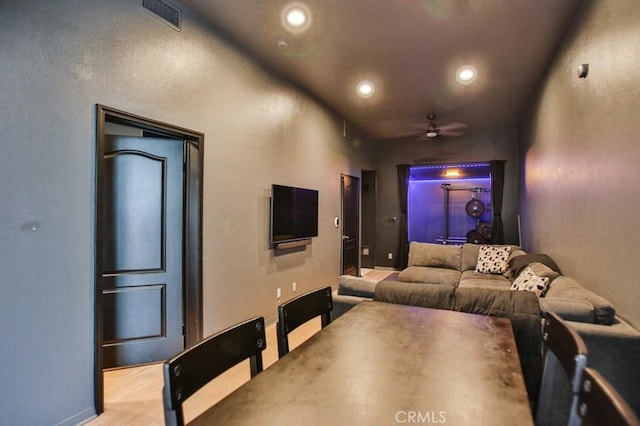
143 0 180 31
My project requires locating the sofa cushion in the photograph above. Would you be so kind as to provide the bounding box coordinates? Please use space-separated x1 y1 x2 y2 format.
475 245 511 274
398 266 461 287
337 275 378 298
458 270 512 290
407 242 462 271
453 287 541 318
461 243 482 271
374 280 455 309
544 276 616 325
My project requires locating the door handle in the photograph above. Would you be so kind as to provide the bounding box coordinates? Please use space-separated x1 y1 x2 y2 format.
342 235 350 240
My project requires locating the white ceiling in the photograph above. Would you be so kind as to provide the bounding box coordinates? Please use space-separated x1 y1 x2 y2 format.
179 0 583 140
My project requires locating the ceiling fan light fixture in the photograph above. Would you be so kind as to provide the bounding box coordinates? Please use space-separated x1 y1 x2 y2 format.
424 113 439 137
275 38 289 49
456 65 477 85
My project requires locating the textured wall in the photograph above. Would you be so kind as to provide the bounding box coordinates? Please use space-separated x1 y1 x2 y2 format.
520 0 640 327
371 128 520 268
0 0 372 424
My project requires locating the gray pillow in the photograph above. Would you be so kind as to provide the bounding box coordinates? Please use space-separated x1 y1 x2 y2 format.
407 242 462 271
510 253 562 277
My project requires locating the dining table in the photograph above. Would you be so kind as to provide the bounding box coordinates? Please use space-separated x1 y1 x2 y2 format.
191 300 534 425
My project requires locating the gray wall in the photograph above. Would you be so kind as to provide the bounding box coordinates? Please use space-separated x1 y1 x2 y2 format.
371 129 521 268
519 0 640 328
0 1 372 424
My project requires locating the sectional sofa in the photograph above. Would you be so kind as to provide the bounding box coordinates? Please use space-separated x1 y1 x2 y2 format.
332 241 640 415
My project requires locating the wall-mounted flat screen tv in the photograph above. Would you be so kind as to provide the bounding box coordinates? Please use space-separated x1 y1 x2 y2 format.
270 184 319 245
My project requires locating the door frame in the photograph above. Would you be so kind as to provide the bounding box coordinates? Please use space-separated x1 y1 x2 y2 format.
360 170 377 269
94 105 204 414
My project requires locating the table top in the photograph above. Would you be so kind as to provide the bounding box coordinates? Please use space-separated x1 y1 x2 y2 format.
192 301 533 425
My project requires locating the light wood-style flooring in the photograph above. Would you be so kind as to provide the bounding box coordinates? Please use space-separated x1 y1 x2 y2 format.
87 319 321 425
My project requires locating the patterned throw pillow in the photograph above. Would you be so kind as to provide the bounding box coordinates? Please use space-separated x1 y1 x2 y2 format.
510 265 550 297
475 245 512 274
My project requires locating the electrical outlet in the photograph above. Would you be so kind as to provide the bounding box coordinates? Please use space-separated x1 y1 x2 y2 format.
388 252 393 260
292 282 297 292
276 287 281 299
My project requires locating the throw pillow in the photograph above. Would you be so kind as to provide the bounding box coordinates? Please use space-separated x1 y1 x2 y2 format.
510 265 550 297
475 245 512 274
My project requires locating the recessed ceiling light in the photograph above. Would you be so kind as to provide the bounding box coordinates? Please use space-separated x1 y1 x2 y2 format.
284 5 308 28
456 65 477 85
356 80 375 98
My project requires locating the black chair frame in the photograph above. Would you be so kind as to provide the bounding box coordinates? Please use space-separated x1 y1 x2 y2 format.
535 311 588 425
571 367 640 426
276 286 333 358
162 316 266 426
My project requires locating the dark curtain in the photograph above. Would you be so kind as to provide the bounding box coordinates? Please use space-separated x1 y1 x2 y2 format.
490 160 506 244
397 165 410 269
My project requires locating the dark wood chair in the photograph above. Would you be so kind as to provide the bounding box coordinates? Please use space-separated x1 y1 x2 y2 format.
162 316 266 426
276 286 333 358
535 311 588 426
570 367 640 426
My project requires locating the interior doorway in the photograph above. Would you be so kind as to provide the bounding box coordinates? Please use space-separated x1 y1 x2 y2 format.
94 105 204 414
341 174 360 276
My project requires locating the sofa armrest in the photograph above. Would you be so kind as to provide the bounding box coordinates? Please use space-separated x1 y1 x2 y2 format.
544 276 615 324
337 274 378 298
539 298 596 323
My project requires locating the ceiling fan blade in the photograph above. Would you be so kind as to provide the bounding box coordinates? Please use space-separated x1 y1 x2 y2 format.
393 130 427 138
411 120 441 129
440 129 466 137
438 122 468 132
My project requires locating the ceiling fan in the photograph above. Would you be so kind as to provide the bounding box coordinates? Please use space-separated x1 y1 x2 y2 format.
412 113 468 139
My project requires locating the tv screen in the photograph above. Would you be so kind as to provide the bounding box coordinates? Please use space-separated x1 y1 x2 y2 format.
270 184 319 244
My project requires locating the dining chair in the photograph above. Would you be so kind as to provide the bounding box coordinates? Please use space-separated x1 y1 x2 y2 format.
569 367 640 426
277 286 333 358
162 316 267 426
535 311 588 426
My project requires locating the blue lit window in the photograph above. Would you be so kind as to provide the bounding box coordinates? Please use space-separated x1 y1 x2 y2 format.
408 163 491 244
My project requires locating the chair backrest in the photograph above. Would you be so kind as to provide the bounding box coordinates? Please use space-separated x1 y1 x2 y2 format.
535 311 588 426
570 367 640 426
162 316 266 426
277 286 333 358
